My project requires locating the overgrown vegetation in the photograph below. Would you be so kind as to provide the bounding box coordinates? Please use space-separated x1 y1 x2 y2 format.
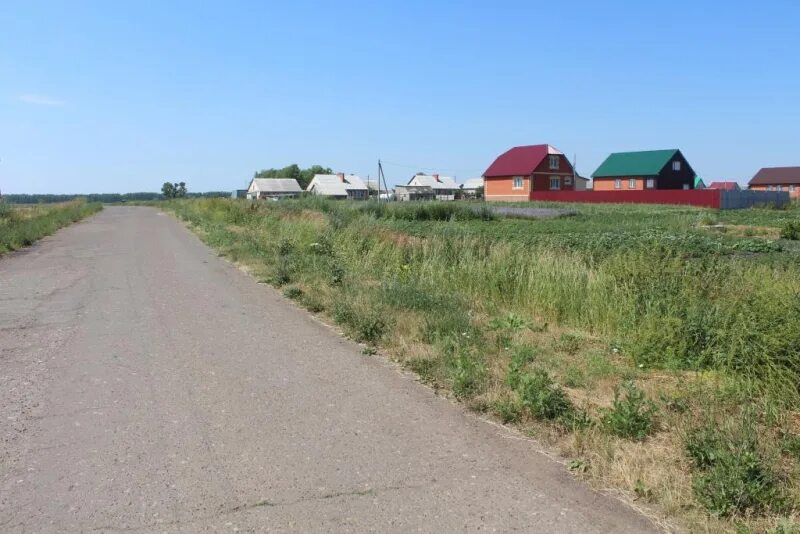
0 199 102 253
164 197 800 532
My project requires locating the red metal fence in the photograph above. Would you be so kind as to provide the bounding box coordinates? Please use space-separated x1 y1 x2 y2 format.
529 190 722 208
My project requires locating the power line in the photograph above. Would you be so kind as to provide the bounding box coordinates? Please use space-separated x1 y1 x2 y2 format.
378 159 476 176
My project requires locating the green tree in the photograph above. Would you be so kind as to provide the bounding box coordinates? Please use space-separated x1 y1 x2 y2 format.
175 182 187 198
162 182 188 199
161 182 175 198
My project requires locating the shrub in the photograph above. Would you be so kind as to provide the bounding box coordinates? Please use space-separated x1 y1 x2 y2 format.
601 381 656 440
271 258 293 286
308 234 333 255
301 294 325 313
406 358 441 386
493 395 523 424
283 285 303 299
686 412 785 517
505 344 537 389
555 332 584 355
329 262 345 286
0 201 15 220
449 349 487 399
277 237 294 256
780 220 800 240
331 299 389 344
489 313 530 331
517 369 573 421
563 366 587 388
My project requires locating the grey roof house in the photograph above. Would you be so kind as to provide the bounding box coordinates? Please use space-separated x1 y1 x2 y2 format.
307 173 369 200
246 178 303 200
460 178 484 197
408 174 459 200
395 185 435 202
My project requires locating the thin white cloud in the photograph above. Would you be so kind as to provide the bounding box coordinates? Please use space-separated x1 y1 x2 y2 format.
18 94 65 107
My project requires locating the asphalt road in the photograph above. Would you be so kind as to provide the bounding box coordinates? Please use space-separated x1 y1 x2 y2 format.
0 207 658 532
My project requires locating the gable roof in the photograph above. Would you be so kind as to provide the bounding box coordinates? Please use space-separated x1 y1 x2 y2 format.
749 167 800 186
408 174 458 190
307 174 368 196
363 178 381 192
592 149 679 178
396 185 434 193
708 181 740 190
247 178 302 194
461 178 484 190
483 144 562 177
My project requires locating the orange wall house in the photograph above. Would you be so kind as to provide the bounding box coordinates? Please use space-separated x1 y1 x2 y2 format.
483 145 577 202
593 177 647 191
748 167 800 199
484 175 530 201
749 184 800 199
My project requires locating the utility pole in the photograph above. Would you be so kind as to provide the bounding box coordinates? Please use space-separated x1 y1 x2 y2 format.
573 153 577 186
377 159 389 201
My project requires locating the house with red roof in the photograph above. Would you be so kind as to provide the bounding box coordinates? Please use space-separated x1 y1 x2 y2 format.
707 181 740 191
482 145 583 202
748 167 800 199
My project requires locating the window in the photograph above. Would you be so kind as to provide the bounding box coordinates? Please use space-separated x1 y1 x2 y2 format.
790 185 796 192
549 155 560 170
549 176 560 190
564 175 573 186
512 176 524 190
768 185 774 191
614 178 622 189
628 178 636 189
777 185 783 191
672 161 681 171
646 178 655 189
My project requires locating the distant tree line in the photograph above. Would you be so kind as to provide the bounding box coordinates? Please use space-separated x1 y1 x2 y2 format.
254 164 333 190
3 191 231 204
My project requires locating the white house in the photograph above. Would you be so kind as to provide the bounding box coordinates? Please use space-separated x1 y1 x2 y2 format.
460 178 484 198
246 178 303 200
407 174 459 201
307 173 369 200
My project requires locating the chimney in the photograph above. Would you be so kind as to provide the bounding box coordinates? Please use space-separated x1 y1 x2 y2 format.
336 172 345 182
433 174 440 182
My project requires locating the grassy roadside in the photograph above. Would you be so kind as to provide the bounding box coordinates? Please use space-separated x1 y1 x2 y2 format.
0 199 102 254
166 197 800 532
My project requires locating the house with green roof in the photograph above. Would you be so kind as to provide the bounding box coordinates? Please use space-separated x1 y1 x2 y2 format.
591 149 695 192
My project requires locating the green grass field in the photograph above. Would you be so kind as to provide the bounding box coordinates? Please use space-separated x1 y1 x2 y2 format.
0 199 102 254
166 197 800 532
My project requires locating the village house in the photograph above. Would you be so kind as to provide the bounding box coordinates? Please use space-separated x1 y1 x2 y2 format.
407 174 459 201
460 178 484 199
748 167 800 199
591 149 696 191
246 178 303 200
707 181 740 191
395 185 435 202
482 144 577 202
306 173 369 200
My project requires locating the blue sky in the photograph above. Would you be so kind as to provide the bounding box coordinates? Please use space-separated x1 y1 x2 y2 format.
1 0 799 193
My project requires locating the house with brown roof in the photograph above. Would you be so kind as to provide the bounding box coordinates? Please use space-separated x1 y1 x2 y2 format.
748 167 800 199
483 145 577 202
707 181 740 191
